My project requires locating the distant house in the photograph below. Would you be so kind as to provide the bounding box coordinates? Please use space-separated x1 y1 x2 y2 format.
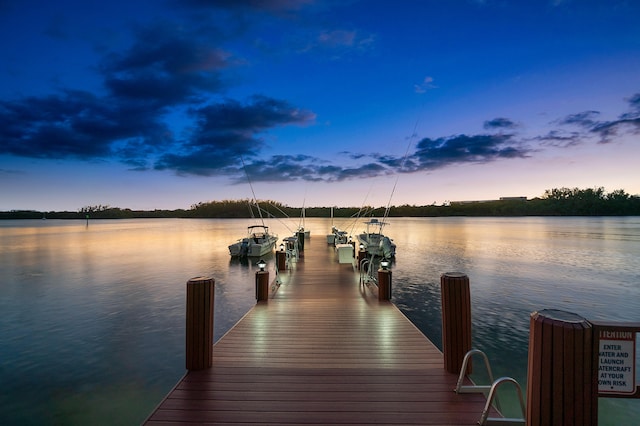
449 196 527 205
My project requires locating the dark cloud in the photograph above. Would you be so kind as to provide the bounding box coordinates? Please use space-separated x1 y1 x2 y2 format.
483 117 517 130
590 117 640 143
243 132 532 184
375 154 405 169
226 154 321 183
0 89 170 160
155 96 316 175
332 163 389 181
558 110 601 128
582 95 640 142
100 23 230 107
627 92 640 113
223 154 390 184
406 134 531 171
534 130 582 148
191 95 315 134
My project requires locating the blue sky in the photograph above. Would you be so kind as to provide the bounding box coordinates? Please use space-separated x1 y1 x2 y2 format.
1 0 639 211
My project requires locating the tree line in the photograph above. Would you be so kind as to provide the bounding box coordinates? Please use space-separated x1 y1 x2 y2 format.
2 187 639 220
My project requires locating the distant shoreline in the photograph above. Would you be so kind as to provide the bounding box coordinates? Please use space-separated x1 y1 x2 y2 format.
3 188 640 219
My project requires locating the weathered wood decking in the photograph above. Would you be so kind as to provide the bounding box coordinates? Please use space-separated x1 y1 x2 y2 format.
145 237 493 425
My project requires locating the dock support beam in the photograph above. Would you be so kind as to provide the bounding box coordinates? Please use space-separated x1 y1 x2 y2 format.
186 277 214 370
526 309 596 426
440 272 472 374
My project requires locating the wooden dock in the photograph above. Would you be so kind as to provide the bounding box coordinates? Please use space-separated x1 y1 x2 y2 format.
145 237 494 425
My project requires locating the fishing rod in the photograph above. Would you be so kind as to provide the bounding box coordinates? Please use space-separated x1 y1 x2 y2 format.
382 117 420 225
347 180 376 236
265 203 296 234
240 155 266 227
298 187 308 230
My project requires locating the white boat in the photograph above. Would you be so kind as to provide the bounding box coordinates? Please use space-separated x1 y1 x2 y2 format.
357 218 396 258
228 225 278 257
327 226 349 245
282 235 300 263
297 226 311 238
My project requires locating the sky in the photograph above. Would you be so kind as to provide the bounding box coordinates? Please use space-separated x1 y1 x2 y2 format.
1 0 639 211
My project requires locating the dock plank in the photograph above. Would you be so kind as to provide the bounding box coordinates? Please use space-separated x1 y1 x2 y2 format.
145 237 494 425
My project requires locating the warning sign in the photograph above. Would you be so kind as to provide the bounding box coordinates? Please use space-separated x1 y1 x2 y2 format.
598 330 636 395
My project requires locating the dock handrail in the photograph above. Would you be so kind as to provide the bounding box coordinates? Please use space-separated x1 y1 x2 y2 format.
455 349 525 425
359 257 377 286
454 348 495 395
479 377 526 425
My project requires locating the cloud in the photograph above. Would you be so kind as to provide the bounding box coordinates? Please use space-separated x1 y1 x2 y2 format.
0 89 171 160
591 116 640 143
414 76 437 94
558 110 601 128
230 130 533 184
557 95 640 143
238 131 533 183
406 133 531 171
626 92 640 112
99 23 232 107
228 154 323 183
155 96 316 175
483 117 517 130
533 130 582 148
216 153 390 184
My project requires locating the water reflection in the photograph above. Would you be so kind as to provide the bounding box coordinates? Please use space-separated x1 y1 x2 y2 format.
1 217 639 424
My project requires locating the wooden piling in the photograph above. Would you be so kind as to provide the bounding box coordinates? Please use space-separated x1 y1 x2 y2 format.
526 309 596 426
440 272 472 374
256 270 269 301
185 277 214 370
378 268 392 300
297 231 305 252
276 249 286 271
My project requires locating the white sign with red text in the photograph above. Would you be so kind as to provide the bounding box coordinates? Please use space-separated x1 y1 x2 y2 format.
598 330 636 395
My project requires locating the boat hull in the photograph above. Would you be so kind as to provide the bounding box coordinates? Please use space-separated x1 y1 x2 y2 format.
357 233 396 258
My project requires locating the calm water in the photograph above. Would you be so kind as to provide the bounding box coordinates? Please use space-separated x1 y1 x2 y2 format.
1 217 639 424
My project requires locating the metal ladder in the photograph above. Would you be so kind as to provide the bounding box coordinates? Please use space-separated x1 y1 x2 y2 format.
454 349 526 425
359 257 377 286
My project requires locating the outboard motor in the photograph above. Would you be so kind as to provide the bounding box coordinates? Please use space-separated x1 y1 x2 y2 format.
380 236 394 259
240 241 249 257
